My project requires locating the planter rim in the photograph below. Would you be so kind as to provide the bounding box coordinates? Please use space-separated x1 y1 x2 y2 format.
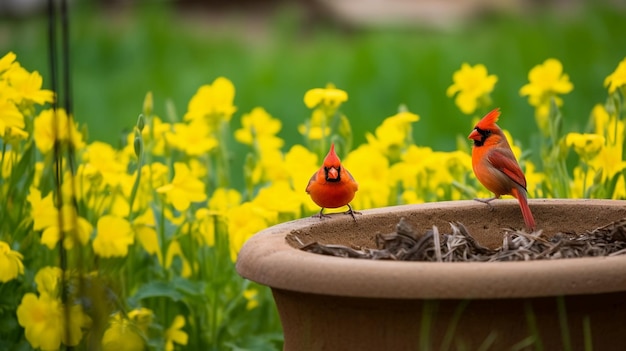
236 199 626 299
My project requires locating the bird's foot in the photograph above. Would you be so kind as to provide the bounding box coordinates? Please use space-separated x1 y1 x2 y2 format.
344 204 362 222
312 209 332 220
473 197 498 211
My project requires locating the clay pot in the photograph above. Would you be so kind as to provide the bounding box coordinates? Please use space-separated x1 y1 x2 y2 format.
236 199 626 350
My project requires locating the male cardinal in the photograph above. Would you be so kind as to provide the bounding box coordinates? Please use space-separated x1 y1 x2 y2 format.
468 108 536 230
306 143 360 220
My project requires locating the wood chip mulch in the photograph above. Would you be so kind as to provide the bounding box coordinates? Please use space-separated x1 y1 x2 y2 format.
291 218 626 262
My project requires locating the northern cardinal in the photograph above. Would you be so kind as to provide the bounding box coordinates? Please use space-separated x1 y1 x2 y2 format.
468 108 536 230
306 143 360 220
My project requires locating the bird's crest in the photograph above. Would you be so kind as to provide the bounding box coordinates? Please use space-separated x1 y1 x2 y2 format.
475 108 501 130
323 143 342 167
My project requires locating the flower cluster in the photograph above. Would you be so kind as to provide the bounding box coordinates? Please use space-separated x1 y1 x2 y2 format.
1 50 625 350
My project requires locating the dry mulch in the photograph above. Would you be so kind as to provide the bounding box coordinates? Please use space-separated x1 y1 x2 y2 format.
293 218 626 262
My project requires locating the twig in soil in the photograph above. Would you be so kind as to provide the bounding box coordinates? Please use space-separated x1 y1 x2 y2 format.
294 217 626 262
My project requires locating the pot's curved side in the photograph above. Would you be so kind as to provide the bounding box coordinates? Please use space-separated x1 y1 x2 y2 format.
236 199 626 299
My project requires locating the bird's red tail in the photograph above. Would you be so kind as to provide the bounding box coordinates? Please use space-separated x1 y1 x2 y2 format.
511 187 536 230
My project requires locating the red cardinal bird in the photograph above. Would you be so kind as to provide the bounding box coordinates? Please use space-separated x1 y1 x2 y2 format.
306 143 360 220
468 108 536 230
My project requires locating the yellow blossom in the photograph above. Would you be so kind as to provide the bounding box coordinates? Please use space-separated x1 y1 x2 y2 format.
165 240 192 277
298 109 331 141
166 119 218 156
17 293 91 350
33 108 85 154
0 93 24 134
0 51 17 73
235 107 284 150
252 181 302 217
304 83 348 109
128 307 153 333
28 189 92 250
5 65 54 105
343 144 390 210
604 57 626 94
0 241 24 282
93 215 135 258
524 161 545 198
243 288 259 310
157 163 207 212
227 202 270 262
446 63 498 115
34 266 63 296
365 109 420 160
83 141 128 186
520 58 573 106
209 188 242 212
194 208 218 246
102 313 145 351
283 145 319 212
565 133 605 161
165 315 189 351
184 76 236 124
134 209 162 264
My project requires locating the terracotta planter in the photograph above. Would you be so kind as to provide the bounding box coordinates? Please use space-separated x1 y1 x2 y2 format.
236 199 626 350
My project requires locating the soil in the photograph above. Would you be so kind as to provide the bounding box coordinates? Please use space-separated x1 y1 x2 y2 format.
286 200 626 262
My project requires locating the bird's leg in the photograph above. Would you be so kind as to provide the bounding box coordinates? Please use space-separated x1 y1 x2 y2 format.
343 204 362 221
313 208 331 219
473 196 499 211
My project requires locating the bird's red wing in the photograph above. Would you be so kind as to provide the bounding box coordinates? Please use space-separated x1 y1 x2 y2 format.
305 171 318 193
487 149 527 190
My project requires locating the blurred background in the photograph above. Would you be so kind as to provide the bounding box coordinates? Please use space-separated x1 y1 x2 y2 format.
1 0 625 157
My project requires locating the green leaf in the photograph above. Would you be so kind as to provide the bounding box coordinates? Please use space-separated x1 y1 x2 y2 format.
128 281 184 306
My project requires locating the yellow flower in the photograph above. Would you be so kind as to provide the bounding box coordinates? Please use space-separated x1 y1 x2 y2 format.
128 307 153 333
0 93 24 134
252 181 302 217
209 188 242 213
565 133 605 161
134 209 162 264
33 108 85 154
156 163 207 212
0 241 24 282
164 315 189 351
365 109 420 160
165 240 192 277
5 65 54 105
166 120 218 156
524 161 545 198
520 58 573 107
284 145 319 212
28 189 93 250
446 63 498 115
227 202 270 262
304 83 348 109
235 107 284 150
0 51 17 74
343 144 390 210
184 77 236 124
102 313 145 351
34 266 63 296
93 215 135 258
82 141 128 186
298 109 332 142
17 293 91 350
604 57 626 94
243 288 259 310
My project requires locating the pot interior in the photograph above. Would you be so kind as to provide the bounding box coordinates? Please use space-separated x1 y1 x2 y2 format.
286 200 626 250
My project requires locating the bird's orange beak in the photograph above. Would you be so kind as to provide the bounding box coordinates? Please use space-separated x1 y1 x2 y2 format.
468 129 481 141
327 167 339 180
